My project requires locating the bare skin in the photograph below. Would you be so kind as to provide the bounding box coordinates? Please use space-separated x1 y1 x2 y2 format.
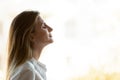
31 16 53 60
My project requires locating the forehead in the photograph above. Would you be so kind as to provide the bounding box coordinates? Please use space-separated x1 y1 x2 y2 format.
36 16 44 23
34 16 44 29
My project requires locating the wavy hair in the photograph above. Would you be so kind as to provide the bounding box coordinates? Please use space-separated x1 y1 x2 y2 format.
6 11 39 80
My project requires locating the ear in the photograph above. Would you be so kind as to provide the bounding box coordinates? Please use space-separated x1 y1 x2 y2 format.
29 33 35 42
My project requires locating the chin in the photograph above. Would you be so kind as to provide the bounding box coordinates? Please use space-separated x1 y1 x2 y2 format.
45 39 53 45
49 39 54 43
48 38 53 42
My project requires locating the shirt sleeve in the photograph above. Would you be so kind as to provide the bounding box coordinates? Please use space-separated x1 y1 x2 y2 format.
18 69 35 80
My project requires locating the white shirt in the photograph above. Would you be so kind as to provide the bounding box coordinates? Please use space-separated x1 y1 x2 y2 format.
10 58 47 80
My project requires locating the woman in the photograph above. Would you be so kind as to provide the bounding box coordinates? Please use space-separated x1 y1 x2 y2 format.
6 10 53 80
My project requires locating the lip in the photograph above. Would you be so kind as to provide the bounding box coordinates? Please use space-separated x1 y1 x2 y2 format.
49 34 52 37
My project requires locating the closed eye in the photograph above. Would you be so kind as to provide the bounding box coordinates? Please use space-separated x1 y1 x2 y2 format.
42 26 47 28
41 23 47 29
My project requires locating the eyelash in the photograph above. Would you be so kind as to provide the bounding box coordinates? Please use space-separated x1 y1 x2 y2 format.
43 26 46 28
42 23 47 28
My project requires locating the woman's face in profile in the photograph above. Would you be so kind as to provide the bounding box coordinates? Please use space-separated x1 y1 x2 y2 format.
32 16 53 47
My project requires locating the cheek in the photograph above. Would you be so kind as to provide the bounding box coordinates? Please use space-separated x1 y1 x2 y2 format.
34 29 49 42
37 31 47 41
41 32 50 43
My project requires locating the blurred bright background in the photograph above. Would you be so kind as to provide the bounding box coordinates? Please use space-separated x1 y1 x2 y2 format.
0 0 120 80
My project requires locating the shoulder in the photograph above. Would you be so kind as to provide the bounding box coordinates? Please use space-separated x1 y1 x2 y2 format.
17 60 35 73
22 60 35 71
11 60 36 80
11 68 35 80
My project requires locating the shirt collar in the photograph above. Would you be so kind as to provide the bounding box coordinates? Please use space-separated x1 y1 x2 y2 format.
30 57 47 72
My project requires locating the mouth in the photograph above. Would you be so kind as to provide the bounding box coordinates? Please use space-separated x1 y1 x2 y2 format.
49 34 52 37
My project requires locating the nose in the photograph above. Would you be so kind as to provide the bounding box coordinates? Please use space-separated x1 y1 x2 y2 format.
47 25 53 32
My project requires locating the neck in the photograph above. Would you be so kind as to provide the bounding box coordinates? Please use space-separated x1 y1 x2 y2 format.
32 46 44 60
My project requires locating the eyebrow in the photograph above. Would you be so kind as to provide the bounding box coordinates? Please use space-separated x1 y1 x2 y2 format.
38 16 44 22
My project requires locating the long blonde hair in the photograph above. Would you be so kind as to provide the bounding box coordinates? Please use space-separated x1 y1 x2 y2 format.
6 11 39 80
